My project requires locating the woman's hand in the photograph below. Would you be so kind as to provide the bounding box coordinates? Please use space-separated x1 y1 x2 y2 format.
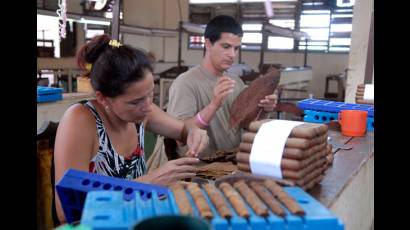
258 89 278 112
137 157 199 186
185 127 208 157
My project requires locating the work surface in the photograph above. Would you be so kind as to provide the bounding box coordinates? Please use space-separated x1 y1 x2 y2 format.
310 130 374 230
37 92 94 129
310 130 374 205
204 129 374 230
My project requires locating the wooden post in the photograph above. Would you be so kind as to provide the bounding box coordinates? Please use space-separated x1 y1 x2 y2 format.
363 10 373 84
178 21 183 68
259 22 268 72
303 38 308 67
111 0 120 40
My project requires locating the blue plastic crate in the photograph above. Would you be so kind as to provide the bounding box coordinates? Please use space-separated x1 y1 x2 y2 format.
367 117 374 132
303 110 338 124
297 99 374 117
56 169 170 224
80 186 344 230
37 86 63 102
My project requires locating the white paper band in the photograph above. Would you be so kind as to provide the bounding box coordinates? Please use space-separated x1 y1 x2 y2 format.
363 84 374 100
249 120 304 179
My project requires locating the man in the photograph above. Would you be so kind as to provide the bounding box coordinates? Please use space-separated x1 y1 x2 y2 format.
167 15 277 157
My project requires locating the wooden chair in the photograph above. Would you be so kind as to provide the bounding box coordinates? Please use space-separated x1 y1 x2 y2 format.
324 74 345 102
37 121 59 230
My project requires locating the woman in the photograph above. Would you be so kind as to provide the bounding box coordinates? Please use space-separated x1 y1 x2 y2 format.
53 35 208 223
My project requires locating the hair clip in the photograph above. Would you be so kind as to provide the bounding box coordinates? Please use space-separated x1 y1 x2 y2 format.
109 39 122 48
85 63 92 72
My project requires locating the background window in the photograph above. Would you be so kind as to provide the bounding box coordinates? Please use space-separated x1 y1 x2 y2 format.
188 0 355 53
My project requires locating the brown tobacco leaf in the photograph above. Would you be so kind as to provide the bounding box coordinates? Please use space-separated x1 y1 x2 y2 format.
199 149 238 163
229 67 280 129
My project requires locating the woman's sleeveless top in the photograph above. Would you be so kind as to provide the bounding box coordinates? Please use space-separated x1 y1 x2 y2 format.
81 100 147 180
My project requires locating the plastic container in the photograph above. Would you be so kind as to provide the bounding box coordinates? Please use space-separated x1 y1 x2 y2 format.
338 110 368 137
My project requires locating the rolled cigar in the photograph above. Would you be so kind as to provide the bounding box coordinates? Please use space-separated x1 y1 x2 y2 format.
248 120 328 139
356 99 374 105
236 152 302 171
251 155 326 187
219 182 250 218
249 181 286 217
297 156 329 189
239 141 327 160
241 132 328 150
302 174 325 190
170 183 193 215
326 149 334 166
203 184 232 219
238 151 328 182
295 165 326 186
233 180 269 217
236 144 329 171
264 180 305 216
186 183 214 219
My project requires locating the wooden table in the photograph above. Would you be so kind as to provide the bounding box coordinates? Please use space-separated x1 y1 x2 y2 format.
37 92 94 130
310 130 374 230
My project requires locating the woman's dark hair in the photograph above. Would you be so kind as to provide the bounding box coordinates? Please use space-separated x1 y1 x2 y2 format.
204 15 243 44
77 34 153 97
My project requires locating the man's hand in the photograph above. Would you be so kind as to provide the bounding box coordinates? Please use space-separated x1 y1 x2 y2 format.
211 76 235 107
137 157 199 186
258 89 278 112
186 127 209 157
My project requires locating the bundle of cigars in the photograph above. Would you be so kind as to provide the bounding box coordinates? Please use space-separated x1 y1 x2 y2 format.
236 119 334 190
170 179 305 220
356 84 374 105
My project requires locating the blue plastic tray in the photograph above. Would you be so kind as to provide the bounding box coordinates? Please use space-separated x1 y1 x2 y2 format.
297 99 374 117
56 169 170 224
81 186 344 230
37 86 63 102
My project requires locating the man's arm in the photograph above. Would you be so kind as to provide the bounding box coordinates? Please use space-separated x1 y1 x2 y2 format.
176 76 237 129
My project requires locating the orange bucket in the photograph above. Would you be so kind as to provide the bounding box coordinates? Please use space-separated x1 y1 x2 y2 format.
338 110 368 137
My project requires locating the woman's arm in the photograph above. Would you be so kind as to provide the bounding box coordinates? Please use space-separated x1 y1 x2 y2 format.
53 104 97 224
146 104 208 157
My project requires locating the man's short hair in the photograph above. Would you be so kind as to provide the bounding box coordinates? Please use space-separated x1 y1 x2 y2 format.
204 15 243 44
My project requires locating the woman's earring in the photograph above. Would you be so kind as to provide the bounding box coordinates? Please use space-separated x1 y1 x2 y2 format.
105 105 110 112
